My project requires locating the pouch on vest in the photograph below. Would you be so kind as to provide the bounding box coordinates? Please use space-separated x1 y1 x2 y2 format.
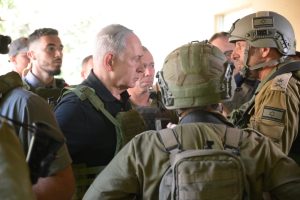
115 109 146 148
158 127 249 200
23 78 66 109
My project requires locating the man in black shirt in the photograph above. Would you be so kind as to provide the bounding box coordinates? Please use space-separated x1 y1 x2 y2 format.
54 24 144 199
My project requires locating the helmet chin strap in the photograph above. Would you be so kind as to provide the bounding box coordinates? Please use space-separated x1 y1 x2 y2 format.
240 42 287 77
238 43 250 78
250 56 287 70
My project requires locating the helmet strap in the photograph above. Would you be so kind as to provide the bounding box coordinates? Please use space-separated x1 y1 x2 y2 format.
240 42 251 78
250 56 287 70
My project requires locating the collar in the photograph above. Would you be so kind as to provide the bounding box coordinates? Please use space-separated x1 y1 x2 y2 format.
23 70 56 88
179 109 234 127
82 70 130 103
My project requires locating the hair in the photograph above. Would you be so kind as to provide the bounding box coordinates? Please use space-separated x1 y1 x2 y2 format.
81 55 93 67
93 24 133 67
177 104 223 117
28 28 59 45
142 46 149 52
208 32 230 43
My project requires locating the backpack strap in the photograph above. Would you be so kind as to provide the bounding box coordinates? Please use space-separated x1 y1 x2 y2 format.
65 85 121 128
223 127 243 155
158 128 181 154
64 85 123 154
158 126 244 154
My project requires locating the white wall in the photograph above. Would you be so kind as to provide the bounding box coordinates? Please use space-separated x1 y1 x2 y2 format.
1 0 298 84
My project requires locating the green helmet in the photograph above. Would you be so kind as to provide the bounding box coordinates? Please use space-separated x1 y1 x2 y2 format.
157 40 235 110
229 11 296 56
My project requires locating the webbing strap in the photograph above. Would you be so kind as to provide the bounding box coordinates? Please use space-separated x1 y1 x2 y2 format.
267 60 300 81
224 127 243 155
158 128 180 153
68 85 121 128
72 164 106 200
64 85 122 154
225 127 242 147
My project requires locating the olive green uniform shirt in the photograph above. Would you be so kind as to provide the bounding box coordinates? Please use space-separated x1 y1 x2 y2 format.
249 72 300 154
83 123 300 200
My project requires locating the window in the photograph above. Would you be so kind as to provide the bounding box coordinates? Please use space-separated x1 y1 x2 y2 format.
215 7 254 32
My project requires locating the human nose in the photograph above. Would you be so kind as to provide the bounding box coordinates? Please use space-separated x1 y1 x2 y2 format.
231 48 239 61
55 49 63 58
137 62 144 74
144 65 153 76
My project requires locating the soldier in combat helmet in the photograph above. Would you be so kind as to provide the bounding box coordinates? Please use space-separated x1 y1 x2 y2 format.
228 11 300 162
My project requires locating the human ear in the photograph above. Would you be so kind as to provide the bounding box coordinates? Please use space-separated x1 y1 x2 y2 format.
260 47 271 58
27 50 36 60
104 53 114 71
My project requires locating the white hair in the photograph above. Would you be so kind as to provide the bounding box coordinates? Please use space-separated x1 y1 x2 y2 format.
93 24 133 67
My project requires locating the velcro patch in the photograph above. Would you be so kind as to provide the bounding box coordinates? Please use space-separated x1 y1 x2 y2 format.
271 73 292 92
262 106 285 122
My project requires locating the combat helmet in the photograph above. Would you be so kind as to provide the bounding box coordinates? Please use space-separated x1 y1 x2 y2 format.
157 40 235 110
229 11 296 56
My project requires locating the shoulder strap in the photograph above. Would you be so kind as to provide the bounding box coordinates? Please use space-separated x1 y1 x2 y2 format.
267 60 300 82
158 128 181 154
234 61 300 128
223 127 243 155
65 85 120 128
158 126 243 154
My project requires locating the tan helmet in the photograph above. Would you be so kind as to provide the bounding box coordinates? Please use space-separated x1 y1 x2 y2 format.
229 11 296 55
157 40 235 110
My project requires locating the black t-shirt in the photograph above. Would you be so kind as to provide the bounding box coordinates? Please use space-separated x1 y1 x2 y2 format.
54 71 131 166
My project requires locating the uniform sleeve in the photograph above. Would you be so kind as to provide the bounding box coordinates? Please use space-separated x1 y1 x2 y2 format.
83 141 139 200
240 131 300 199
264 139 300 198
25 94 72 175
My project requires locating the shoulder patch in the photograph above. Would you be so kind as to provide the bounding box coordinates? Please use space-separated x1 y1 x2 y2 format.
270 73 292 91
262 106 285 122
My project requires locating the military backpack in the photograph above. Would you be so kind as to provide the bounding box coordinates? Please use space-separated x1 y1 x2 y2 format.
158 127 249 200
